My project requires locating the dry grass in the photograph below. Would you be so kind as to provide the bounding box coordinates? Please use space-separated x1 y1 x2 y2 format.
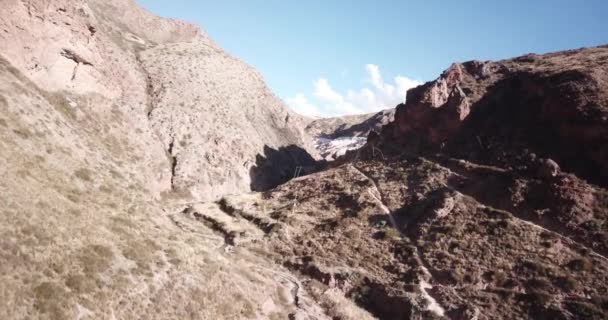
74 168 94 181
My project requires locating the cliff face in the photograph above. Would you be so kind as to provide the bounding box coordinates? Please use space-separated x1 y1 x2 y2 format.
383 46 608 186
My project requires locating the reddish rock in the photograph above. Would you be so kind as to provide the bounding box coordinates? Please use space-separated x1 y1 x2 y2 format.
385 46 608 186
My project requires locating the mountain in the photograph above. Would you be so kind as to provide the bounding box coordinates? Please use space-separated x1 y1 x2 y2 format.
306 109 395 140
306 109 394 160
0 0 316 202
0 1 323 319
1 1 607 319
383 46 608 187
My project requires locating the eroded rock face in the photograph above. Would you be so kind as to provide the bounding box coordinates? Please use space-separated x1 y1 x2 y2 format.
384 47 608 186
139 41 315 199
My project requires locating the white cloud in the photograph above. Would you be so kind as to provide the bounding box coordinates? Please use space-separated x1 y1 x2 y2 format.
287 64 421 118
285 93 322 118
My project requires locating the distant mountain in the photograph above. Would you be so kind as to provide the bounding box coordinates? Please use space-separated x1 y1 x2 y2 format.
306 109 394 160
306 109 394 139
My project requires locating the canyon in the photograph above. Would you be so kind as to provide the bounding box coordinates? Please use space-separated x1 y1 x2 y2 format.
0 1 607 319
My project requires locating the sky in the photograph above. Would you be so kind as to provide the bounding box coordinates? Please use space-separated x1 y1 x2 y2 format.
138 0 608 117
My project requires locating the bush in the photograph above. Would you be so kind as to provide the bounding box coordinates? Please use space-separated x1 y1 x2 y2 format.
384 228 401 239
521 259 550 276
526 291 553 306
13 128 32 139
74 168 94 181
555 276 578 292
566 257 593 271
493 271 508 286
527 277 552 291
566 301 604 318
591 295 608 311
344 227 362 240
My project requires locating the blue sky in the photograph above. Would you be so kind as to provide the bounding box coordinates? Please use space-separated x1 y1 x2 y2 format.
138 0 608 117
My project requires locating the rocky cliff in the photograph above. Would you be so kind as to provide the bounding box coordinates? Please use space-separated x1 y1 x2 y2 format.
383 46 608 186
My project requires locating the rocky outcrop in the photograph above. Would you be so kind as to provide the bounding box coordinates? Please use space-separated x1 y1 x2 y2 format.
139 40 314 199
383 46 608 186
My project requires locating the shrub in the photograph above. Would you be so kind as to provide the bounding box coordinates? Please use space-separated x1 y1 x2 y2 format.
447 269 465 285
566 257 593 271
344 227 362 240
34 281 72 319
591 295 608 310
555 276 578 292
493 271 508 286
521 259 550 276
526 291 553 306
566 301 604 318
74 168 94 181
527 277 552 291
13 128 32 139
384 228 401 239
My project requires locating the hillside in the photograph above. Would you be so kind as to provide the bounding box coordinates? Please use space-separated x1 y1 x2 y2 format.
0 0 316 201
0 1 323 319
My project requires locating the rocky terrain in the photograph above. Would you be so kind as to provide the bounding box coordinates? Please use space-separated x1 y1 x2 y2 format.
1 1 607 319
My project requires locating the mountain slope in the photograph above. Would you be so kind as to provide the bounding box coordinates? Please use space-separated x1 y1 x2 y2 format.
0 1 326 319
383 46 608 186
0 0 315 201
